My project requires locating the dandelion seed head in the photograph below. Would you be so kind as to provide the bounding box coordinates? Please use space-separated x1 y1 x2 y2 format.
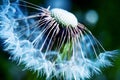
0 0 119 80
51 8 78 27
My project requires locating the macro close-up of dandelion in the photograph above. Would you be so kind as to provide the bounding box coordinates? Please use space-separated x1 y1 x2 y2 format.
0 0 120 80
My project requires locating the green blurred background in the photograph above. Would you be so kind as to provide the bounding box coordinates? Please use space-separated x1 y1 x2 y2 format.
0 0 120 80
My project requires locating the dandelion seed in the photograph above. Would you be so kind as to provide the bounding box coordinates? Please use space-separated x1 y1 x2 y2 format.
0 0 118 80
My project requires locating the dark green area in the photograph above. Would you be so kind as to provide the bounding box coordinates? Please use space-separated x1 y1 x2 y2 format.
0 0 120 80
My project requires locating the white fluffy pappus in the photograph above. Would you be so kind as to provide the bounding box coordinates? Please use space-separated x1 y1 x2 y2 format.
0 0 119 80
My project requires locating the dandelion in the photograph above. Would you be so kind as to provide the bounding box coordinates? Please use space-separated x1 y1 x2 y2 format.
0 0 118 80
